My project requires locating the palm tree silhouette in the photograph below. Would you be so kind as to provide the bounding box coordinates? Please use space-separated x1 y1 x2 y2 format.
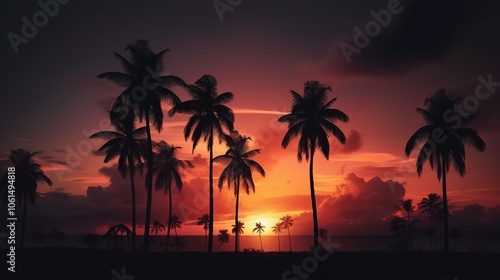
89 111 148 251
169 74 234 253
423 226 435 250
280 215 294 252
319 228 328 243
405 89 485 251
396 199 419 250
279 81 349 248
150 141 193 251
98 39 184 251
271 222 283 252
197 214 210 251
215 133 265 252
389 216 410 251
1 149 52 248
418 193 443 250
253 222 266 252
168 214 182 237
231 221 245 251
150 220 165 251
217 229 230 252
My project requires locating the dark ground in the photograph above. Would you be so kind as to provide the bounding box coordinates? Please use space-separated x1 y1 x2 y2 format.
2 248 499 280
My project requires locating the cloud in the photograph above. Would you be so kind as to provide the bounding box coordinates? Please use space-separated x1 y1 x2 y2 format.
449 204 500 237
291 173 406 235
298 0 490 79
331 129 363 154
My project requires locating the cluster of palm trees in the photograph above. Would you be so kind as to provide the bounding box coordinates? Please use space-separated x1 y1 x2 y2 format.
0 40 486 254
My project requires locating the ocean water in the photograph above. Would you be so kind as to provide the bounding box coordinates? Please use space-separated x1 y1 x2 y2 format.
11 235 500 253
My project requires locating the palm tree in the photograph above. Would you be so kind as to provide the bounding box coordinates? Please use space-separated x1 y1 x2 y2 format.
197 214 210 251
168 214 182 236
405 89 486 251
89 111 148 251
319 228 328 243
0 149 52 248
396 199 419 250
217 229 230 252
150 220 165 251
389 216 410 251
169 74 234 253
231 221 245 251
279 81 349 248
98 39 184 251
253 222 266 251
150 141 193 251
215 133 265 252
423 226 435 250
280 215 294 252
271 222 283 252
418 193 443 250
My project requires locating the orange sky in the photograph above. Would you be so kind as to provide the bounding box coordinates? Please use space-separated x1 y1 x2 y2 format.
1 1 499 238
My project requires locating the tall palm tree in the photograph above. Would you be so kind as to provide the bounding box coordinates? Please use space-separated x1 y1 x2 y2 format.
405 89 485 251
253 222 266 251
396 199 419 250
89 111 148 251
215 133 265 252
279 81 349 248
197 214 210 251
271 222 283 252
98 39 185 251
150 220 165 251
418 193 443 250
1 149 52 248
168 214 182 236
280 215 294 252
231 221 245 251
150 141 193 251
169 74 234 253
217 229 230 252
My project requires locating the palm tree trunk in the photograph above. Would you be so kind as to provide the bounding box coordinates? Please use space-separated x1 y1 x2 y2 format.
166 190 172 252
259 232 263 251
309 148 319 249
20 197 27 248
235 180 240 253
288 228 292 252
143 111 154 252
442 158 449 252
408 213 413 250
278 233 281 252
217 241 222 252
208 123 214 253
128 154 137 252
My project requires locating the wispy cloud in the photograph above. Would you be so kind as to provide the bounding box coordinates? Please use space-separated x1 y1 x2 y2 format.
233 107 287 115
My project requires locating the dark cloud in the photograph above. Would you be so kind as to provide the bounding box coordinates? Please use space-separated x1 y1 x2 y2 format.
450 204 500 237
331 129 363 154
311 0 500 78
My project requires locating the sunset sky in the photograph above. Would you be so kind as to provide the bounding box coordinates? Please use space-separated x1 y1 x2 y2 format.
1 0 499 238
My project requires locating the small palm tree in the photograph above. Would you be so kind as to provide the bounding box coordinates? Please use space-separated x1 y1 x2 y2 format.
253 222 266 251
279 81 349 248
150 220 165 251
396 199 419 250
89 111 148 251
168 214 182 237
389 216 410 251
319 228 328 243
215 133 265 252
231 221 245 251
280 215 294 252
271 222 283 252
217 229 230 252
418 193 443 250
169 74 234 253
405 89 486 251
197 214 210 251
0 149 52 248
149 141 193 251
